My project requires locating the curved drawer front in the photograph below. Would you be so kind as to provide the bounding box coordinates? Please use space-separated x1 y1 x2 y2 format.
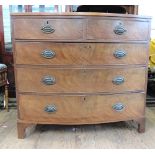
13 18 83 40
15 42 147 65
87 19 150 41
19 93 145 123
16 67 146 93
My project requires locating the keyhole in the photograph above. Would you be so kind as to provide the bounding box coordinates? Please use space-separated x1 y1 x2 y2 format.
83 97 86 101
47 21 49 24
84 45 91 49
83 70 86 73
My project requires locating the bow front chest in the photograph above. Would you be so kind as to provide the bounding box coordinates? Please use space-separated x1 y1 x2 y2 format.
11 13 151 138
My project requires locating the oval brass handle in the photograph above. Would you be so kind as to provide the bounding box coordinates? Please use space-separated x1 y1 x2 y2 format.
114 23 127 35
41 24 55 34
42 76 56 85
41 50 56 59
44 105 57 113
113 103 125 112
113 50 127 59
112 76 124 85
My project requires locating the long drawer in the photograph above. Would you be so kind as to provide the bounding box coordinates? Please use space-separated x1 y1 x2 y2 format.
15 42 148 65
16 67 146 93
13 18 83 40
18 93 145 123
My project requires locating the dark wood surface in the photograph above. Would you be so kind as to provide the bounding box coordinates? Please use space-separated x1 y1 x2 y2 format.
11 13 151 138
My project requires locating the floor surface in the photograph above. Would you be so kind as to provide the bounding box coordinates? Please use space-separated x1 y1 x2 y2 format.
1 107 155 149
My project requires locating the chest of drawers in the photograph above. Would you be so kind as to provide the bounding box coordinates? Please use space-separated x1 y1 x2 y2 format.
11 13 151 139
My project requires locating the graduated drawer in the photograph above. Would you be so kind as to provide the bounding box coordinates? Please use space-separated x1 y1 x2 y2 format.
16 67 146 93
15 42 148 65
13 18 83 40
18 93 145 123
87 19 150 41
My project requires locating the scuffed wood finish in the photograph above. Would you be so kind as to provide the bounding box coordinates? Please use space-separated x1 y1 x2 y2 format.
18 93 145 124
16 67 146 93
11 12 150 18
13 19 83 40
137 118 145 133
17 122 34 139
15 42 148 65
11 13 151 138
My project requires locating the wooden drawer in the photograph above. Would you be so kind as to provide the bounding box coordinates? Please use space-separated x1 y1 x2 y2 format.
15 42 148 65
87 19 150 41
16 67 146 93
13 18 83 40
18 93 145 123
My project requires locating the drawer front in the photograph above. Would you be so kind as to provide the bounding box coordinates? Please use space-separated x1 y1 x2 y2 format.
15 42 148 65
87 19 150 41
16 67 146 93
13 19 83 40
18 93 145 123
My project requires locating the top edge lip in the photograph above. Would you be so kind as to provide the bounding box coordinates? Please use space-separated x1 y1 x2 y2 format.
10 12 152 19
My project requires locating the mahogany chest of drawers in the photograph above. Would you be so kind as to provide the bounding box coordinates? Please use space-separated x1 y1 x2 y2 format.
11 13 151 138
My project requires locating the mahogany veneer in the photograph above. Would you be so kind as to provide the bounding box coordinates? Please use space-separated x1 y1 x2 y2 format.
11 12 151 138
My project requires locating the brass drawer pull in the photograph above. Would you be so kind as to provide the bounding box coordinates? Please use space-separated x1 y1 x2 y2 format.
41 50 56 59
44 105 57 113
113 103 125 112
41 24 55 34
112 76 124 85
42 76 56 85
114 23 127 35
113 50 127 59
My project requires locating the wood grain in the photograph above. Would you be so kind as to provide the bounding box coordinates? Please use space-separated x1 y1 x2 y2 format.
13 18 83 40
16 66 146 93
11 13 151 138
12 16 150 42
87 19 150 41
18 93 145 123
15 42 148 65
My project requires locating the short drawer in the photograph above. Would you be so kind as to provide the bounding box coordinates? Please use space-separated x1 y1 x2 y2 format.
15 42 148 65
18 93 145 123
13 18 83 40
16 67 146 93
87 19 150 41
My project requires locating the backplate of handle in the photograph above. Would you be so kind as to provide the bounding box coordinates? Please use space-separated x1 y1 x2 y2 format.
41 50 56 59
112 103 125 112
44 105 57 113
114 23 127 35
41 24 55 34
113 50 127 59
112 76 124 85
42 76 56 85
